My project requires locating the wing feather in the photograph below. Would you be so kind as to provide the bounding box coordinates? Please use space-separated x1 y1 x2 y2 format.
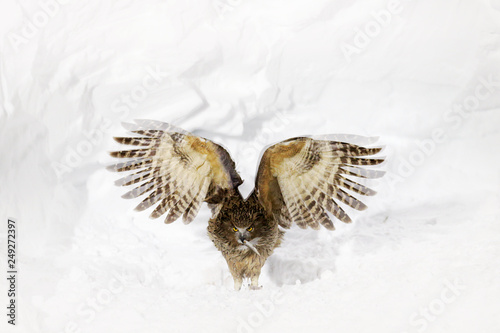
113 137 158 147
121 178 156 199
108 120 242 224
135 188 166 212
334 175 377 196
106 158 153 172
110 148 158 159
256 137 384 230
114 167 155 186
150 194 177 218
339 166 386 179
183 178 210 224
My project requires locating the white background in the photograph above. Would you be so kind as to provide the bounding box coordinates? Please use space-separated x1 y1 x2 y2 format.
1 0 500 332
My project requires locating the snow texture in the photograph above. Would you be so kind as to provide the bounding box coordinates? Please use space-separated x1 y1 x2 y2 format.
1 0 500 332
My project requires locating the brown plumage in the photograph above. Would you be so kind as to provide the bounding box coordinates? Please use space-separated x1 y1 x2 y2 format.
108 120 385 290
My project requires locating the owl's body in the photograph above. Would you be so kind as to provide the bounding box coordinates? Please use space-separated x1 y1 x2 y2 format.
208 191 284 289
108 120 384 290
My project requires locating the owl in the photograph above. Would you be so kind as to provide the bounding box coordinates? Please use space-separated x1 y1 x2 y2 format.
108 120 384 290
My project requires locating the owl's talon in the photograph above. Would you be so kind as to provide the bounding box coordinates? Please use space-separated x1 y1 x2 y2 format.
234 280 243 291
249 285 262 290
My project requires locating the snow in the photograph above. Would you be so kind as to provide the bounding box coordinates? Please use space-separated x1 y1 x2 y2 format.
1 0 500 332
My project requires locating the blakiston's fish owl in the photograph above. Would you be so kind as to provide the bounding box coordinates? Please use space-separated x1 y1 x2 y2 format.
108 120 384 290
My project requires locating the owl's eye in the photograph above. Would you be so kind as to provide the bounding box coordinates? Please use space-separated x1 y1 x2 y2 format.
247 227 253 232
232 227 238 232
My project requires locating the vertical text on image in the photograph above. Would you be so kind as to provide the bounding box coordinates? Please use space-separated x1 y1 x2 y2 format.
6 218 18 326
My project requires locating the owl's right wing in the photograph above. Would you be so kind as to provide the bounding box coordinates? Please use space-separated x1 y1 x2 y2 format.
255 136 384 230
107 120 242 224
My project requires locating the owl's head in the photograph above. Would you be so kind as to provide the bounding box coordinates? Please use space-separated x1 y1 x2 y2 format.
231 224 256 244
228 215 266 255
211 194 272 256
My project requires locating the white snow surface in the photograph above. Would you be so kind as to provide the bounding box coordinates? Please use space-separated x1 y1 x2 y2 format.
1 1 500 332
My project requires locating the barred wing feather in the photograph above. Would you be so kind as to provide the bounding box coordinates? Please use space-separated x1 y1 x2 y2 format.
255 137 384 230
108 120 242 224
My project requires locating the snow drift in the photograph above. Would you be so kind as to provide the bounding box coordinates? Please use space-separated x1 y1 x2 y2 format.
1 0 499 332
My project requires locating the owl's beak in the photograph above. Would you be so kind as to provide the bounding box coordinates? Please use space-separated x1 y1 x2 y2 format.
243 240 260 256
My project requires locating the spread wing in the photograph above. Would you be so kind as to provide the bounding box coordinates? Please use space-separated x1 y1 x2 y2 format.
107 120 242 224
255 137 384 230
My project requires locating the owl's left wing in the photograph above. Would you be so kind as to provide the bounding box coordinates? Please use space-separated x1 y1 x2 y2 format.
255 137 384 230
